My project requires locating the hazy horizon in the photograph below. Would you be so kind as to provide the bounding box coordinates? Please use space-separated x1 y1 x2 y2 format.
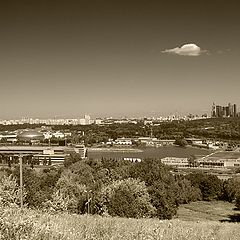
0 1 239 119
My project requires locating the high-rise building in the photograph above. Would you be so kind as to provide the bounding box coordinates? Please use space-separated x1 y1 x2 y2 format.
228 103 233 117
233 104 237 117
223 106 227 117
211 103 216 117
225 106 230 117
216 105 223 117
212 102 237 118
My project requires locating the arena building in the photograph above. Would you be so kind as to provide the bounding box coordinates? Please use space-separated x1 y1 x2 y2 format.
0 130 86 165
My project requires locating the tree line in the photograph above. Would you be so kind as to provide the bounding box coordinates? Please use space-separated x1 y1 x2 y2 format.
1 155 240 219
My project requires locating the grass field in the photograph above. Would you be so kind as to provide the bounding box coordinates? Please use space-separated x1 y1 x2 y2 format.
202 150 240 161
1 203 240 240
177 201 240 222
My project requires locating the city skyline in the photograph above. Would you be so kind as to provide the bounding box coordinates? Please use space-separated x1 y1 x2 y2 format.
0 1 239 118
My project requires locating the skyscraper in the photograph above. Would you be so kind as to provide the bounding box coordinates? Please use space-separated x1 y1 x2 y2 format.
228 103 233 117
233 104 237 117
216 105 223 117
212 102 237 118
211 103 216 117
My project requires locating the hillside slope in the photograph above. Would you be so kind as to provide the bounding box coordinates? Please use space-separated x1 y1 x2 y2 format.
1 206 240 240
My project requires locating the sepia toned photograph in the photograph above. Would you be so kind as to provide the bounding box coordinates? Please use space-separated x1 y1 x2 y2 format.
0 0 240 239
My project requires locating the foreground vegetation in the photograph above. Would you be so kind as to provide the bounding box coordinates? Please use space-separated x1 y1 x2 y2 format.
1 155 230 220
2 155 240 238
2 154 240 220
1 206 240 240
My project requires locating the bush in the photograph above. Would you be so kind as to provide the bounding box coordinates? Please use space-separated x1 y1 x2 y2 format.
186 173 223 201
0 174 26 207
148 181 178 219
235 194 240 210
175 177 202 204
68 161 95 187
11 167 61 208
222 177 240 202
44 189 71 212
97 178 156 218
130 158 180 219
64 153 83 167
0 207 65 239
44 169 87 213
174 139 188 147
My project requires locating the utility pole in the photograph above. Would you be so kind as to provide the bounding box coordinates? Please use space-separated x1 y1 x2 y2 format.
19 155 23 209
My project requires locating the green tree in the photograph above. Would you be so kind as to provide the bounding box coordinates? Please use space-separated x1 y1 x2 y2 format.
222 177 240 202
12 167 61 208
186 173 223 201
44 170 87 213
97 178 156 218
175 177 202 204
148 181 178 219
174 139 188 147
188 155 200 167
130 158 180 219
235 193 240 210
64 153 82 167
68 161 95 187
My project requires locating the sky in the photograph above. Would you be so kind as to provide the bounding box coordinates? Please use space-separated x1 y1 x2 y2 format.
0 0 239 119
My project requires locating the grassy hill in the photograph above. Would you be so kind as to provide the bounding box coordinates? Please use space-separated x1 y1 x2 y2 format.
1 203 240 240
177 201 240 222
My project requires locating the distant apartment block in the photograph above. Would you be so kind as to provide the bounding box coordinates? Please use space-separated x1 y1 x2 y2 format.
0 113 211 126
0 115 95 126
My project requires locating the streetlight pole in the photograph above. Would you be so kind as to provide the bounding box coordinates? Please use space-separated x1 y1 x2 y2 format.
84 189 92 214
87 191 90 214
19 155 23 209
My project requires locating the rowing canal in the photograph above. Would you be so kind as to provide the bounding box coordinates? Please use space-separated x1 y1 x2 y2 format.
87 146 211 160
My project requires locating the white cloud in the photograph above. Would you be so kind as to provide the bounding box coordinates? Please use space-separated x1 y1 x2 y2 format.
162 43 207 56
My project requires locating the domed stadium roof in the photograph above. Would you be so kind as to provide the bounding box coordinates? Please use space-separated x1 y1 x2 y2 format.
17 130 44 141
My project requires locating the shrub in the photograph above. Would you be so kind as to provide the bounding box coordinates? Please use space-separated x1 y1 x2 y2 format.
68 161 95 187
148 181 178 219
186 173 223 201
236 195 240 210
0 174 26 208
44 189 71 212
174 139 188 147
12 166 61 208
64 152 83 167
130 158 180 219
0 207 65 239
222 177 240 202
97 178 156 218
44 169 87 213
175 177 202 204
